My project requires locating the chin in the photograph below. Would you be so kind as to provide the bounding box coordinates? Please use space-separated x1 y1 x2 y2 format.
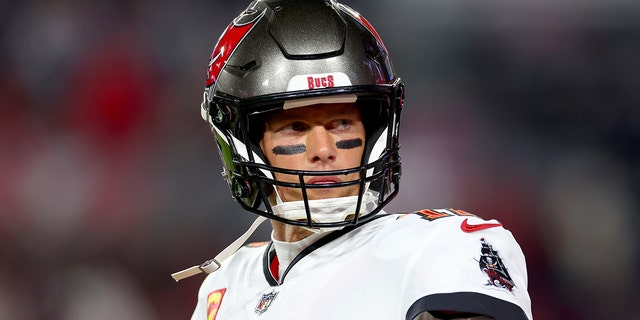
305 190 359 201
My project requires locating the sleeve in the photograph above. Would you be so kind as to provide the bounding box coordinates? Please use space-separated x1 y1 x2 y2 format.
401 215 532 320
413 312 495 320
190 272 226 320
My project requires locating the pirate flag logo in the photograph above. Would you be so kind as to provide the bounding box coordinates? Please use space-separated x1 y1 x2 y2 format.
477 238 515 291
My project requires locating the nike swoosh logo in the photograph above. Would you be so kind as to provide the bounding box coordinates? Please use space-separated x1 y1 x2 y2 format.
460 218 502 233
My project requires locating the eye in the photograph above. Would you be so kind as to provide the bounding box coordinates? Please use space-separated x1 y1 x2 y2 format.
279 121 308 133
327 119 352 131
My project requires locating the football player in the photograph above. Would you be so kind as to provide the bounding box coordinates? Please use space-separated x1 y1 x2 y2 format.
173 0 532 319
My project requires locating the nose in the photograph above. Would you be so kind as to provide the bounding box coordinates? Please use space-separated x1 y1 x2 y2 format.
306 126 337 163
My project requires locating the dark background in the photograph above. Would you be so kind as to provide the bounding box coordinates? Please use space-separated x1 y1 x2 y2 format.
1 0 638 319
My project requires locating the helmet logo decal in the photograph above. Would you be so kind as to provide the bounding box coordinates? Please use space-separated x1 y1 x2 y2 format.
205 9 266 87
287 72 352 91
308 74 334 89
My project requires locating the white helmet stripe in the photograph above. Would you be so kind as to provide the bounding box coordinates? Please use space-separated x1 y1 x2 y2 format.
211 124 273 179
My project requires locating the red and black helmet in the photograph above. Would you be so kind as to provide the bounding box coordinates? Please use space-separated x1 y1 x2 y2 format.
201 0 404 228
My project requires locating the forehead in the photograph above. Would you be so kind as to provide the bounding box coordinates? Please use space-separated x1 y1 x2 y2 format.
266 102 361 122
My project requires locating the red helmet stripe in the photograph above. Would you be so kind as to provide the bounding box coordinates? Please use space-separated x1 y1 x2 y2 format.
358 15 387 51
337 4 387 51
205 12 264 87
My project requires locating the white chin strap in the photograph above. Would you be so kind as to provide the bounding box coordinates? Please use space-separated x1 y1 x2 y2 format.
271 190 379 232
171 215 267 282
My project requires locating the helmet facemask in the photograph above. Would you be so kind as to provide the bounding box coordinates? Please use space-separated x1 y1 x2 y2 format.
202 83 403 229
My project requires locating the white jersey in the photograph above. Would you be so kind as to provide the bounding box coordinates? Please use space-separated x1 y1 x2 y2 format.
190 209 532 320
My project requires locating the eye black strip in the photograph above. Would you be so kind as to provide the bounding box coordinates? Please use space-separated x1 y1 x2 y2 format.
272 144 306 155
336 138 362 149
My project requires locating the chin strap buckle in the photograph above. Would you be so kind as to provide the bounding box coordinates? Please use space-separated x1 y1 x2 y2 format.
171 259 222 282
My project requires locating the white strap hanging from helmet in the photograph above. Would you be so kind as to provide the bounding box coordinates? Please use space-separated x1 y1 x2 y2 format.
171 216 267 282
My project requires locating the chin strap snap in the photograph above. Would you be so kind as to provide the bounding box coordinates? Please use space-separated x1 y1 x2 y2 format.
171 216 267 282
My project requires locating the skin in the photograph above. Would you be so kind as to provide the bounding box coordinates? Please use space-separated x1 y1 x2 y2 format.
259 103 366 242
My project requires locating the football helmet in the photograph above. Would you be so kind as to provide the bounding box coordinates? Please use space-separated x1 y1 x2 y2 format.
201 0 404 229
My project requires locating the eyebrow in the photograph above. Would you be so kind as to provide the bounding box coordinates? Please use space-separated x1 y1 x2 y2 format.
336 138 363 149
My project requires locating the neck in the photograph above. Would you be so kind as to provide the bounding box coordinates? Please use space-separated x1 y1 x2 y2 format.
271 220 314 242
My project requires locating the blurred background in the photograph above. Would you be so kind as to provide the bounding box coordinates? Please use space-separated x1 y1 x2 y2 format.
1 0 638 319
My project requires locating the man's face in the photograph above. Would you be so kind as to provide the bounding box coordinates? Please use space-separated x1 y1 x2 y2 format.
259 103 366 203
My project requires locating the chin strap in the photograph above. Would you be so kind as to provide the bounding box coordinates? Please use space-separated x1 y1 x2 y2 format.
171 216 268 282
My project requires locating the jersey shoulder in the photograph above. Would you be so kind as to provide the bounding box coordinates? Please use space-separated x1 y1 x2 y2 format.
388 208 507 235
377 209 531 319
394 208 494 222
376 208 527 293
383 208 523 258
198 241 267 291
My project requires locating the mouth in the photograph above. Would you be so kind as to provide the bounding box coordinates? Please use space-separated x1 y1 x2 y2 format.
306 177 341 185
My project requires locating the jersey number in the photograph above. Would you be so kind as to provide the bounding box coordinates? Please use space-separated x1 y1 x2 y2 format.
414 208 476 221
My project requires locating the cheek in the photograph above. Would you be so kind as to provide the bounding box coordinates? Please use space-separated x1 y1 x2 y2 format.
345 147 365 166
270 154 301 171
266 147 306 173
333 144 364 169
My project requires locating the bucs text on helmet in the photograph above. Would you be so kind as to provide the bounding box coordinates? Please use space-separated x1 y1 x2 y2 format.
200 0 404 228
